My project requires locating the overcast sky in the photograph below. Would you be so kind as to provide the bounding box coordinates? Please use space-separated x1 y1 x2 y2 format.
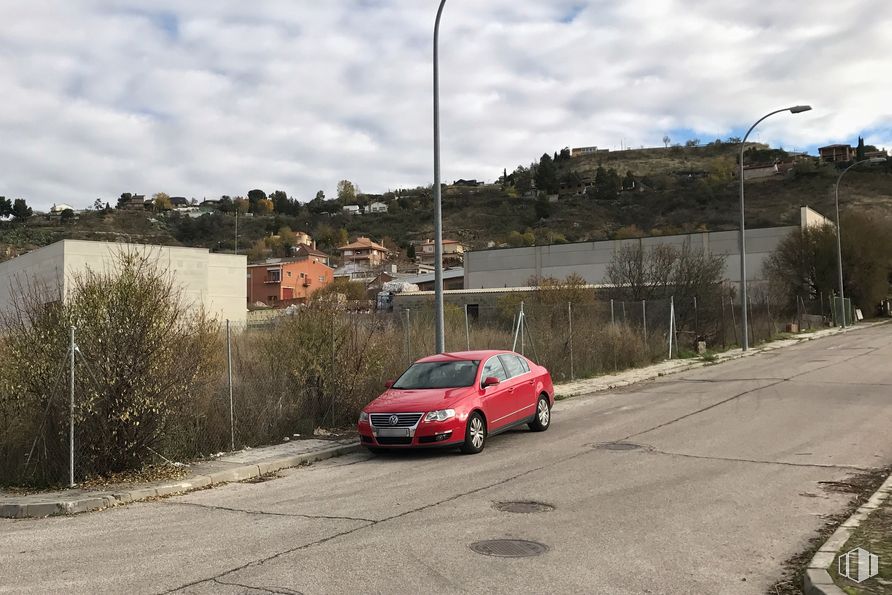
2 0 891 210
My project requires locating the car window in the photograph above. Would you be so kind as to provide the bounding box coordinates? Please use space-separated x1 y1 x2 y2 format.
517 356 530 373
393 360 480 389
480 357 508 383
499 354 527 378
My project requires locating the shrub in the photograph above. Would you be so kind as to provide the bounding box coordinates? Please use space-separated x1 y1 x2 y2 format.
0 250 220 486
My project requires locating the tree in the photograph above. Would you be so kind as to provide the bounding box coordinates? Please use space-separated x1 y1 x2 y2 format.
535 153 559 195
622 170 636 191
233 197 250 214
152 192 172 211
254 198 274 215
117 193 133 209
407 244 416 260
764 214 892 313
315 190 325 202
662 135 671 148
534 196 551 219
247 189 267 212
336 228 350 247
60 209 75 224
337 180 358 204
11 199 32 221
856 136 865 161
594 167 621 199
513 166 533 195
92 198 104 211
0 196 11 218
685 138 700 147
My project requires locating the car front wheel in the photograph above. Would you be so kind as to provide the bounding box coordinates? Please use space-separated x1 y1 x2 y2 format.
461 412 486 454
528 395 551 432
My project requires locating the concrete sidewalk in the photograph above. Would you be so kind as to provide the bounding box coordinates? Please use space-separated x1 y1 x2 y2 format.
3 319 886 519
0 438 359 519
555 320 889 399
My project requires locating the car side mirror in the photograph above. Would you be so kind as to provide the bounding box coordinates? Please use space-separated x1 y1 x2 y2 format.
482 376 500 388
384 380 394 389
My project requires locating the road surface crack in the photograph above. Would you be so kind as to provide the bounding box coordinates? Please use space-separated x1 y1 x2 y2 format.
212 577 303 594
644 448 875 471
161 500 375 523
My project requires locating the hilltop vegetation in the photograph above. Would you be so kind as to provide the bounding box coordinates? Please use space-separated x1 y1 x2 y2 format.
1 143 890 263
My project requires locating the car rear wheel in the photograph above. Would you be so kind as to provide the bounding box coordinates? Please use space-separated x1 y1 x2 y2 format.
528 395 551 432
461 412 486 454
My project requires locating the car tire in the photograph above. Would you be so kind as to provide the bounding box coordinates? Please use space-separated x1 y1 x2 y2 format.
461 412 486 454
528 395 551 432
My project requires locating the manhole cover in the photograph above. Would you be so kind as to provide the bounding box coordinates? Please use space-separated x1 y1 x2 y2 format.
595 442 644 451
469 539 549 558
493 501 555 514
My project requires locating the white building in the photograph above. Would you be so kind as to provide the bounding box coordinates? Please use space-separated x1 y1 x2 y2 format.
50 203 75 214
0 240 247 324
368 202 389 214
342 205 361 215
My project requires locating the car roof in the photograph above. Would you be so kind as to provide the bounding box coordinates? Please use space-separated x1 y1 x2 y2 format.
416 350 518 363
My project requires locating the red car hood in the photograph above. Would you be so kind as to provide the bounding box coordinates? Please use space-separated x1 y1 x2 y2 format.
366 387 473 412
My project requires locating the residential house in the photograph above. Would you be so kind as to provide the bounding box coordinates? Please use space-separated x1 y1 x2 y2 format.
170 196 190 208
294 231 314 247
401 268 465 291
246 254 334 307
571 146 609 157
342 205 361 215
293 243 331 267
333 262 377 283
118 194 147 211
50 203 75 214
338 237 390 268
819 144 855 163
368 202 389 214
416 239 464 267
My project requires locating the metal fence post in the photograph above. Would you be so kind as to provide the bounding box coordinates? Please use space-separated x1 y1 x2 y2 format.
69 326 76 488
610 299 615 325
693 296 699 337
568 302 575 381
668 296 674 360
641 300 647 340
520 301 525 355
464 304 470 351
227 320 234 451
405 309 411 366
729 295 738 346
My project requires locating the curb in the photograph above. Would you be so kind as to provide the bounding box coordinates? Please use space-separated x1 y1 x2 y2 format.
803 472 892 594
554 320 890 400
0 442 361 519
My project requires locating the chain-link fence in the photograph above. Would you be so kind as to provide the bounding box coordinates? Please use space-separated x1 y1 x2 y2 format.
2 290 841 487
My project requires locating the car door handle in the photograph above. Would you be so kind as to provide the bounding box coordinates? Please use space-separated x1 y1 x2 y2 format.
528 380 534 385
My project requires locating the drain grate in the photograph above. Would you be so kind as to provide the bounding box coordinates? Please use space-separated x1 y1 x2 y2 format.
469 539 549 558
493 501 555 514
595 441 644 451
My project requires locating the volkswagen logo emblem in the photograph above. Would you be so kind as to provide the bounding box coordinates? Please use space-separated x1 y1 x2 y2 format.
388 415 399 426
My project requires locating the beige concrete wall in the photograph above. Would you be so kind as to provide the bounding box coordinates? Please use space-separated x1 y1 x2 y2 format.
0 240 247 325
465 227 798 290
801 206 832 229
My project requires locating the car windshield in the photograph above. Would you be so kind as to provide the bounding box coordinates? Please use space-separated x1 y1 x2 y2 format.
392 360 480 390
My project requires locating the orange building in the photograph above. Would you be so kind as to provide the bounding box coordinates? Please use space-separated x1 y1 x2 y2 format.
247 252 333 307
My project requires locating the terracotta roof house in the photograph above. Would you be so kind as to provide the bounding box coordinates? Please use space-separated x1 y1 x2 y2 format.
338 237 390 268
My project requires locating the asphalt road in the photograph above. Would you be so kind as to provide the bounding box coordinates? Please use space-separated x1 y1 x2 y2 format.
3 325 892 595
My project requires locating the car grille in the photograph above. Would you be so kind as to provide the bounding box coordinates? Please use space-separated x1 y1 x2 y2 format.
370 413 423 428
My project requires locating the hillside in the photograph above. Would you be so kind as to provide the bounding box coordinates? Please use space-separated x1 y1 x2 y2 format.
1 146 890 264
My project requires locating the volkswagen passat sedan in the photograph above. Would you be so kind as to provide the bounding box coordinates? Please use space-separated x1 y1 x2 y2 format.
357 350 554 454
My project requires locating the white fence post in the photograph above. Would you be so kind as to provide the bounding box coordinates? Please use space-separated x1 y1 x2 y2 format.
69 326 76 488
227 320 235 451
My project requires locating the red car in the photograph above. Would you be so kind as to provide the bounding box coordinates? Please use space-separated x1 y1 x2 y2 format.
357 350 555 454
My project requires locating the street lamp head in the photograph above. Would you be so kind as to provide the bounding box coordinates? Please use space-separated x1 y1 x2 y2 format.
789 105 812 114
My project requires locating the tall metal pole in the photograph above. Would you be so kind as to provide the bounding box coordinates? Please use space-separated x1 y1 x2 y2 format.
69 326 76 488
432 0 448 354
227 320 234 451
738 105 811 350
833 158 882 328
464 303 470 351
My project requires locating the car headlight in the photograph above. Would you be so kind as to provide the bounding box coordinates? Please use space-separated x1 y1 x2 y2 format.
424 409 456 422
358 411 369 423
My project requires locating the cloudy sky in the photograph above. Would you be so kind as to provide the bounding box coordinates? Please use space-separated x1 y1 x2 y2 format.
2 0 891 210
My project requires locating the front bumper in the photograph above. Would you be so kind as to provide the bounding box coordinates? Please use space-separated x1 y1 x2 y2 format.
357 415 464 448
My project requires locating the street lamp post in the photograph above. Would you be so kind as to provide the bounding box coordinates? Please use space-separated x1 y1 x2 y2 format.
738 105 811 351
432 0 447 354
833 156 886 328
